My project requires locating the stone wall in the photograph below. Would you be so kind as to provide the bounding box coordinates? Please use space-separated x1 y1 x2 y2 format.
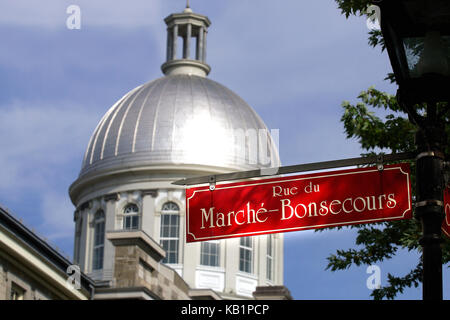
108 230 192 300
0 260 6 299
0 254 54 300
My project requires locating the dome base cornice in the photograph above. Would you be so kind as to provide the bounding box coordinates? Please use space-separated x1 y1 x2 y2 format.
161 59 211 77
69 163 254 206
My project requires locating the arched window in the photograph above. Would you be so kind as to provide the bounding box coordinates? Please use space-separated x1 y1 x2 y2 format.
160 202 180 264
200 241 220 267
266 235 274 281
123 203 139 230
92 210 105 270
239 237 253 273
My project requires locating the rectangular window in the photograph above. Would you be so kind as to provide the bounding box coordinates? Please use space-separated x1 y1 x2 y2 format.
239 237 253 274
92 246 104 270
93 220 105 270
161 239 179 263
160 214 180 264
124 215 139 230
200 241 220 267
10 283 25 300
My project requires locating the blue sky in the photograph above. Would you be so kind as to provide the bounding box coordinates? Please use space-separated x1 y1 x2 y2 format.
0 0 448 299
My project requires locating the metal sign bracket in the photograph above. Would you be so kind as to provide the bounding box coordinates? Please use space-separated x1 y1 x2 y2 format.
209 175 216 191
173 151 416 187
377 154 384 171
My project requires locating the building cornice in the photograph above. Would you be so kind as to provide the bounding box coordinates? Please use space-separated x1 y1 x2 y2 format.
0 206 94 299
69 163 250 206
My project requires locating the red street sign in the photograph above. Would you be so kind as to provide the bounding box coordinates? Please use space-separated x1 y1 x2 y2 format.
443 186 450 239
186 163 412 242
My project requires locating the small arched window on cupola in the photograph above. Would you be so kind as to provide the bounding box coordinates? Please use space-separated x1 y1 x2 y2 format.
123 203 140 230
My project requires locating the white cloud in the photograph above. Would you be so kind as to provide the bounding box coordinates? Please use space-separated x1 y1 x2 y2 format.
0 101 99 247
207 1 393 108
0 101 98 191
40 191 74 240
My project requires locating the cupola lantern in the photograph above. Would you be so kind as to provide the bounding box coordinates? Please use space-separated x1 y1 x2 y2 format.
161 4 211 77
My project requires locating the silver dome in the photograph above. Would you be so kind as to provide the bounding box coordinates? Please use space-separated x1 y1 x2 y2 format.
79 74 280 178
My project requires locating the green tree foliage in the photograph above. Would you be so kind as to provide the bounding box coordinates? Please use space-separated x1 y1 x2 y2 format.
326 0 450 300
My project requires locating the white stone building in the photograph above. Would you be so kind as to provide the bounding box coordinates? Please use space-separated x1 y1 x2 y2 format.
68 5 286 300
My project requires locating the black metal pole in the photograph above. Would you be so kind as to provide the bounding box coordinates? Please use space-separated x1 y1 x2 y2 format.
415 152 444 300
414 104 445 301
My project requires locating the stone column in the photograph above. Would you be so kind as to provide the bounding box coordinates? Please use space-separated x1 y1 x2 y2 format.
78 204 91 273
73 210 80 264
196 26 204 61
224 238 239 294
276 234 284 284
172 24 178 60
183 23 191 59
166 28 172 61
202 29 207 62
103 193 118 280
258 236 267 285
182 240 198 288
141 190 157 237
